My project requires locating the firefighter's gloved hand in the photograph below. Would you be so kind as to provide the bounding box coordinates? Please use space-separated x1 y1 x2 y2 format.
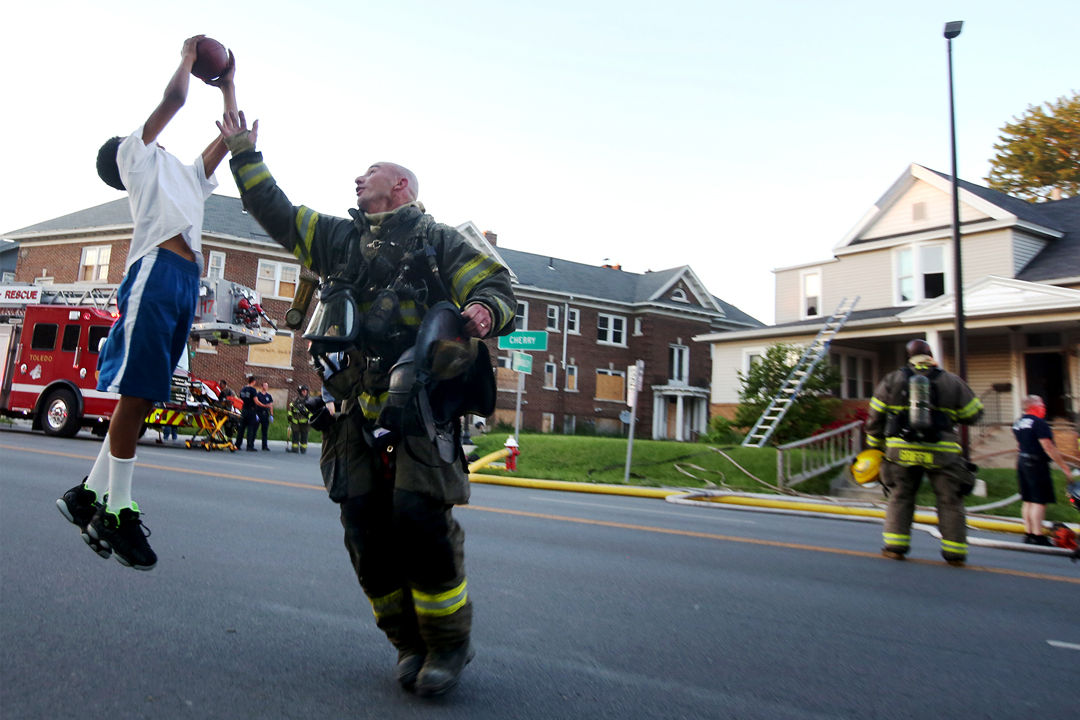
306 397 333 432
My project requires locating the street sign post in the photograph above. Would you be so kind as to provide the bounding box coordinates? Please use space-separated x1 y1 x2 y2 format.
510 350 534 440
498 331 548 352
624 360 645 483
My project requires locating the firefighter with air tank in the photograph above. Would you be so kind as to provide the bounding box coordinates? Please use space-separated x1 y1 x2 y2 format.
865 339 983 565
286 385 313 454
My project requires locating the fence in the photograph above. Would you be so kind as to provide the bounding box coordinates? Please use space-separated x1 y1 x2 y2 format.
776 420 863 488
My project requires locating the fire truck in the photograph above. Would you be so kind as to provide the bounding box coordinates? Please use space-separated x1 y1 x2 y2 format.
0 280 274 438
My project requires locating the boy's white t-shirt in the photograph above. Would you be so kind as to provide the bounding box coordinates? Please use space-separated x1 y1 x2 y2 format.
116 125 218 272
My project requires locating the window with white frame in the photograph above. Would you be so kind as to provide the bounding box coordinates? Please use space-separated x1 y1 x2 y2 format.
541 412 555 433
544 362 557 388
743 347 766 375
896 244 947 304
671 288 688 303
566 308 580 334
633 318 643 336
563 415 576 434
79 246 111 282
565 364 578 391
1 272 14 283
207 251 226 281
669 344 689 383
497 355 512 369
256 259 300 299
597 313 626 346
546 305 560 332
802 271 821 318
595 368 625 401
514 301 529 331
830 350 876 399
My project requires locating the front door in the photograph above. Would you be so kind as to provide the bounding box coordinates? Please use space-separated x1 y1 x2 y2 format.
1025 352 1067 419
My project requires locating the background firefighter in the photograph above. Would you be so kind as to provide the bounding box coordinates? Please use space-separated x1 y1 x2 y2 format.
866 339 983 566
217 110 515 697
286 385 312 454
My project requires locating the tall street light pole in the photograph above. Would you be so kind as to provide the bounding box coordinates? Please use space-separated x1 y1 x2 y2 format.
944 20 969 459
945 20 966 382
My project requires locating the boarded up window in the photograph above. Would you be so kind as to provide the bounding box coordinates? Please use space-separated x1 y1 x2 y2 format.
595 371 625 401
248 331 293 368
496 366 518 391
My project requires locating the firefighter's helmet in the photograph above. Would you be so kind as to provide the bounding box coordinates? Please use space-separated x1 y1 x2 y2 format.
297 385 309 394
852 449 884 488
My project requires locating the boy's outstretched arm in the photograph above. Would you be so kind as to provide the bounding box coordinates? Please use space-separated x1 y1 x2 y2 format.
201 51 238 177
142 35 203 146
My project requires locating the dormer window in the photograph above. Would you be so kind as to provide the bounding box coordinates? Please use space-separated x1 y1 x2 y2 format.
671 288 688 303
896 244 947 304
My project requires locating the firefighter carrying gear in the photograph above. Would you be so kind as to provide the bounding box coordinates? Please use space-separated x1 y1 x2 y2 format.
287 388 312 454
866 354 983 563
851 449 884 487
229 147 513 693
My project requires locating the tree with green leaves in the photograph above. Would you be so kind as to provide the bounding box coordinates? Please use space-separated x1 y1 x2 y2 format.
986 92 1079 202
732 343 841 444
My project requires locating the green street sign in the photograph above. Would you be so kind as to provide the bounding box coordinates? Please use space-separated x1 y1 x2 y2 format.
498 331 548 352
511 351 533 374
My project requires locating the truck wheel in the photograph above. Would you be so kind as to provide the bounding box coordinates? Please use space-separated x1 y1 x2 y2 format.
41 389 81 438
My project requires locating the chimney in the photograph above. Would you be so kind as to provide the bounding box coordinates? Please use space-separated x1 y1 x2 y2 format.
483 230 498 246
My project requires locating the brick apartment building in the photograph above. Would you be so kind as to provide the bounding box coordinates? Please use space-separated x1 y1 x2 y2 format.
458 226 763 440
3 200 763 437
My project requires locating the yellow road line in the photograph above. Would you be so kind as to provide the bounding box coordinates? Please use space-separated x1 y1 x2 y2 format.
6 443 1078 585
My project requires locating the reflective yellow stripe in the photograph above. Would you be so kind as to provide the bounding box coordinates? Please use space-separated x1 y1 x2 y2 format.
883 533 910 543
357 391 389 420
885 439 962 453
869 398 887 412
489 296 512 330
398 300 421 326
292 206 319 269
866 436 883 448
941 539 967 555
956 397 983 420
450 255 501 306
369 588 406 619
236 162 271 191
412 580 468 617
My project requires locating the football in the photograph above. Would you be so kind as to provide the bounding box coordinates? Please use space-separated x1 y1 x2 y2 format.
191 37 229 82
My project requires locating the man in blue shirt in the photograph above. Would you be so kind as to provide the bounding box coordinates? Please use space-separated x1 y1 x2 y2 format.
1012 395 1075 545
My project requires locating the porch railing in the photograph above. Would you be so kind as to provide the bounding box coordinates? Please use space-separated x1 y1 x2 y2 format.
776 420 863 489
974 385 1009 439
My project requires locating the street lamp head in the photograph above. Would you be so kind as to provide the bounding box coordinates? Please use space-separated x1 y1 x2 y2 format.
944 21 963 39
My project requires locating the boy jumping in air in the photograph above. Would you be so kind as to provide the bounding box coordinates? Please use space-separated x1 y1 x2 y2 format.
56 36 237 570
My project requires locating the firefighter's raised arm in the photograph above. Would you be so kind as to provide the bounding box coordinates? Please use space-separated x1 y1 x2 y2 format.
217 111 345 275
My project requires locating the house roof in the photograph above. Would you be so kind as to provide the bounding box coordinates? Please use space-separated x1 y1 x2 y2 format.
494 247 764 327
4 195 273 243
1014 195 1080 281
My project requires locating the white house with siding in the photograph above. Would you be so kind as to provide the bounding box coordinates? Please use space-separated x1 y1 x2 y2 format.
696 163 1080 426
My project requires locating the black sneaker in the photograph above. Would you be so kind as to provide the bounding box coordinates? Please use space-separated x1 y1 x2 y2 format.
87 504 157 571
56 480 111 559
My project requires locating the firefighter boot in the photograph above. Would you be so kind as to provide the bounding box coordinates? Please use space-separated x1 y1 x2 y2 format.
414 588 473 697
369 589 427 690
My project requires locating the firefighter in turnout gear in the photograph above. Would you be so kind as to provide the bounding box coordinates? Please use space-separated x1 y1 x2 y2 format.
286 386 312 454
218 110 515 697
866 339 983 565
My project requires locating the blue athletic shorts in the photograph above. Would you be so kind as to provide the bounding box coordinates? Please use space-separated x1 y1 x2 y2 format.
97 247 200 402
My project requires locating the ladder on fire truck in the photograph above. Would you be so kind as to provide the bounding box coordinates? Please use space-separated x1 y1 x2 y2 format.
29 283 120 310
741 296 860 448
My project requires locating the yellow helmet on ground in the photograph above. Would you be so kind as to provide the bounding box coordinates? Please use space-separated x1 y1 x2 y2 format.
852 449 884 488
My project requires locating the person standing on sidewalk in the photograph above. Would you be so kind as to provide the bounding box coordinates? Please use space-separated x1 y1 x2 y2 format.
239 375 260 451
256 381 274 451
1013 395 1076 545
286 385 312 454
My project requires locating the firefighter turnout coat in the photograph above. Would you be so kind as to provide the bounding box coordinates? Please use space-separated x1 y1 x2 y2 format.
865 355 983 560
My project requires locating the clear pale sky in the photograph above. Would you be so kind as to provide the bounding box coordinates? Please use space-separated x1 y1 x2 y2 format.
2 0 1077 324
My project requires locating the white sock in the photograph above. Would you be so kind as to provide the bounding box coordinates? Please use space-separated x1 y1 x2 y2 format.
105 454 137 513
84 435 111 500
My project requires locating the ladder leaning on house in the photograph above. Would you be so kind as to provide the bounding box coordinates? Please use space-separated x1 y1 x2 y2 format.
741 296 860 448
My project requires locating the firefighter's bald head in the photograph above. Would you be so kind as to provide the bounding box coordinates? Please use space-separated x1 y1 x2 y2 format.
355 162 418 213
906 339 933 358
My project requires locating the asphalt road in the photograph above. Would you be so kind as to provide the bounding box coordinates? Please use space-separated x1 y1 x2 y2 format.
2 427 1077 720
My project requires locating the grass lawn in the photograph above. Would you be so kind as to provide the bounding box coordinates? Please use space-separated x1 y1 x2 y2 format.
470 433 1078 524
